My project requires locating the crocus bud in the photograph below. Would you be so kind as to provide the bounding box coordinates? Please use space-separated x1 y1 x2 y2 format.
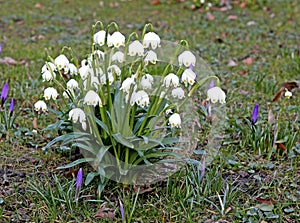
9 98 14 115
251 104 259 124
1 82 8 104
75 168 83 203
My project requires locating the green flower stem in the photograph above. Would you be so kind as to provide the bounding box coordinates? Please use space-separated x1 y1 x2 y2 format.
141 23 154 39
123 32 139 63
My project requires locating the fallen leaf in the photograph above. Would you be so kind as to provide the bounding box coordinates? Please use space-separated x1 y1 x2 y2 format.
227 15 238 20
228 59 237 67
272 88 284 102
277 143 287 151
150 0 161 5
94 204 115 220
256 196 277 204
247 21 256 26
242 57 253 65
239 70 248 76
281 81 299 91
34 3 44 9
109 2 119 8
239 2 246 8
31 35 45 40
0 57 19 65
33 117 38 129
207 13 215 21
268 109 276 125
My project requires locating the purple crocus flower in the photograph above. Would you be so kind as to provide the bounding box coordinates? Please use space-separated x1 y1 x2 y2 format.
251 104 259 124
119 198 125 221
209 80 215 89
1 82 9 104
75 168 83 203
9 98 14 115
0 43 2 55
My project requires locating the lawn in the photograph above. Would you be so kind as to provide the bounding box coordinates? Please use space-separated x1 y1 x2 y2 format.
0 0 299 222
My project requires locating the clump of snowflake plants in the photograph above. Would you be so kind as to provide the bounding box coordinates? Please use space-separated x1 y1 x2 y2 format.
36 21 226 190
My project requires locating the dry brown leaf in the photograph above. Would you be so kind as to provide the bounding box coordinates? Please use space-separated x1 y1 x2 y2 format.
277 143 287 151
150 0 161 5
247 21 256 26
228 59 237 67
242 57 253 65
281 81 299 91
33 117 38 129
0 57 18 65
239 2 247 8
35 3 44 9
256 196 277 204
94 204 115 220
109 2 119 8
207 13 215 21
227 15 238 20
267 109 276 125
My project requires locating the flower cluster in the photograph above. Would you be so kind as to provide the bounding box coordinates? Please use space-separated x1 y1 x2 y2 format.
38 21 227 187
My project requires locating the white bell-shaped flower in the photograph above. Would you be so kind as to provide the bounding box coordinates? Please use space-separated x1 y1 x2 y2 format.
163 73 179 88
79 64 90 80
112 51 124 63
44 87 59 100
42 70 55 82
130 90 150 108
207 86 226 104
94 30 106 46
284 90 292 98
109 31 125 48
128 40 144 56
143 32 161 49
178 51 196 67
69 63 78 76
54 54 69 72
41 62 56 74
169 113 181 128
34 100 47 112
83 90 102 107
69 108 87 130
181 69 196 87
120 77 135 93
140 74 154 90
100 73 114 85
171 87 185 99
144 50 157 65
67 79 79 90
107 65 121 76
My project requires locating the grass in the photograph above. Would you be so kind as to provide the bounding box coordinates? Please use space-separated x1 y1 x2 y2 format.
0 0 299 222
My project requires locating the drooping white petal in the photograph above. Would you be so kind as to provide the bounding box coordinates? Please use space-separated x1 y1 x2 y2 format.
144 50 157 65
83 90 102 107
207 87 226 104
43 87 59 100
107 65 121 76
69 63 78 75
171 87 185 99
67 79 79 89
181 69 196 87
54 54 69 72
128 40 144 56
130 90 150 108
112 51 124 63
164 73 179 88
143 32 161 49
110 31 125 48
169 113 181 128
34 100 47 112
120 77 135 93
94 30 106 46
42 70 55 82
178 51 196 67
